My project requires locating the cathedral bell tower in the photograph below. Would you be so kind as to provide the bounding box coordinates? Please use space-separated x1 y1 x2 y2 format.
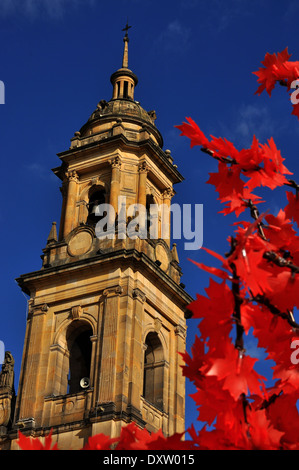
0 26 192 450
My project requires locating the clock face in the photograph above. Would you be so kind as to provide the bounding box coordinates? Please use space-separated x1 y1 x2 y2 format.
155 244 169 272
68 230 93 257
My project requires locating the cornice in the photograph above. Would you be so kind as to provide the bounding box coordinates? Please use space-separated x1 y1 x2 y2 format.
16 247 193 307
53 133 184 184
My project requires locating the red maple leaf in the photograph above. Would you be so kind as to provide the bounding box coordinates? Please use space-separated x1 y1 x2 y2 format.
206 341 266 400
253 48 299 120
264 209 299 249
292 102 299 120
285 190 299 227
207 162 263 217
244 138 292 191
246 408 284 450
253 48 292 96
82 433 118 450
17 429 58 450
180 334 206 385
267 394 299 449
189 377 237 426
114 423 154 450
187 278 234 345
146 432 194 450
175 117 209 148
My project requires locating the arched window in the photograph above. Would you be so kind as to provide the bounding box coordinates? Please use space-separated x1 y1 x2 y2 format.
87 190 106 226
123 81 129 99
66 324 93 395
146 195 155 235
143 332 165 411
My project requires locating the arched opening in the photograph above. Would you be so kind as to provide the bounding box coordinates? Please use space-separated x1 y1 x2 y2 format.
87 189 106 226
143 332 165 411
146 195 156 235
123 81 129 99
66 323 93 395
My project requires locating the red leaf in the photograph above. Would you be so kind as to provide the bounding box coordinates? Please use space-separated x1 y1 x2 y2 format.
82 433 118 450
253 48 292 96
17 430 58 450
206 341 266 400
187 278 234 345
285 190 299 226
188 258 231 280
175 117 209 148
246 408 284 450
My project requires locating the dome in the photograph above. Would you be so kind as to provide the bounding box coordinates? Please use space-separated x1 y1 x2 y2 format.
86 98 157 127
77 27 163 148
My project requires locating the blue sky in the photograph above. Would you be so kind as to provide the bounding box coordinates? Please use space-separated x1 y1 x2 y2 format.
1 0 299 433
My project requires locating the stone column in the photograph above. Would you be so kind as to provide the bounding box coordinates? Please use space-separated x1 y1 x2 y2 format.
126 288 146 423
16 304 48 426
98 286 123 404
162 187 174 246
63 170 79 238
112 81 118 100
109 157 121 227
174 324 186 434
58 181 68 241
138 162 148 208
119 81 124 98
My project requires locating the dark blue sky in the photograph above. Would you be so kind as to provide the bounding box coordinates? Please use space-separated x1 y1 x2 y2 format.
1 0 299 433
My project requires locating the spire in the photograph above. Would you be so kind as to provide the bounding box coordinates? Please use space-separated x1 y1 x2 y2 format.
110 22 138 101
122 21 131 69
47 222 58 245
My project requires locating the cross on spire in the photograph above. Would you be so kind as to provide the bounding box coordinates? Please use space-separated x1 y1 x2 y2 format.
121 21 131 68
122 21 132 39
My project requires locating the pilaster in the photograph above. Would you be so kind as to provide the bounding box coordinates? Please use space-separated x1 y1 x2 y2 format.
63 170 79 238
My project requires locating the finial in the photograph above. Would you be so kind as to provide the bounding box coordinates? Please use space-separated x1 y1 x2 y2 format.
122 20 132 39
121 21 131 68
47 222 58 244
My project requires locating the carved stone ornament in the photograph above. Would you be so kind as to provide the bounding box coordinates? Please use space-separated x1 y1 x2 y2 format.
0 397 12 428
66 170 79 183
30 304 49 317
68 229 93 257
71 306 82 320
138 161 149 173
103 285 123 297
163 187 175 199
109 156 122 170
175 324 186 339
0 352 15 391
132 288 146 303
154 318 163 333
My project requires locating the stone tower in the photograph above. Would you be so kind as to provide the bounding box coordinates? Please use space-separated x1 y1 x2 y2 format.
0 27 192 450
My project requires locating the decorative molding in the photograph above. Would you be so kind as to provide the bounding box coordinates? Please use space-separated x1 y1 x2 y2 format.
138 161 149 174
132 288 146 303
175 324 186 339
30 303 49 317
162 187 175 199
49 343 67 355
15 417 36 430
66 170 79 183
154 318 163 333
103 285 123 297
71 305 82 320
109 156 122 170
